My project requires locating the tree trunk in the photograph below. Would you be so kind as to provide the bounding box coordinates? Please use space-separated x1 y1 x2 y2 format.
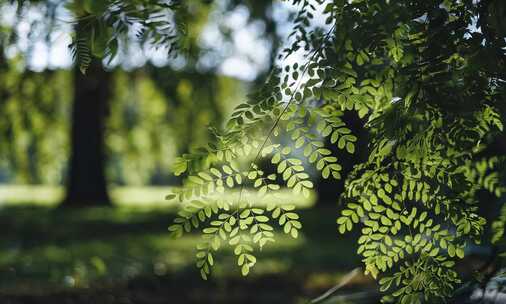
315 111 368 206
62 59 111 207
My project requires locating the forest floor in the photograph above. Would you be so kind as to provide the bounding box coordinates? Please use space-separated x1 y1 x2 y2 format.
0 186 376 304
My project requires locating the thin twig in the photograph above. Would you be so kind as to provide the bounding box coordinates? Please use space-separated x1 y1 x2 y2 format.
235 24 336 207
310 267 362 304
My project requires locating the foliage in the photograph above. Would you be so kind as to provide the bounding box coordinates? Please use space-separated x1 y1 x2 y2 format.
492 202 506 245
107 69 243 185
66 0 185 73
0 67 71 184
164 0 506 303
1 0 185 72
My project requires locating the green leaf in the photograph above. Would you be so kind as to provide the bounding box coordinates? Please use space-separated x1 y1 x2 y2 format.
241 264 250 276
455 248 465 259
346 142 355 154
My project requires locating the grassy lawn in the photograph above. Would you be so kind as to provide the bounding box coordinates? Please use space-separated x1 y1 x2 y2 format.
0 185 369 304
0 185 315 209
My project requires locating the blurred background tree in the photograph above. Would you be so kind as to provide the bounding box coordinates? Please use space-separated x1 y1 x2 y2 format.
0 0 286 207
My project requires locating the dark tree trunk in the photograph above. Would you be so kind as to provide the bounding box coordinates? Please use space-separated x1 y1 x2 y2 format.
315 111 368 206
62 59 111 207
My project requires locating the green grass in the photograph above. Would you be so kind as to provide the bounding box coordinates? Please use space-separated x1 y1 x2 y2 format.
0 185 365 303
0 184 315 209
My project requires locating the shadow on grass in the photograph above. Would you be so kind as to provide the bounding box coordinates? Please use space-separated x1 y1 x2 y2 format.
0 205 371 304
